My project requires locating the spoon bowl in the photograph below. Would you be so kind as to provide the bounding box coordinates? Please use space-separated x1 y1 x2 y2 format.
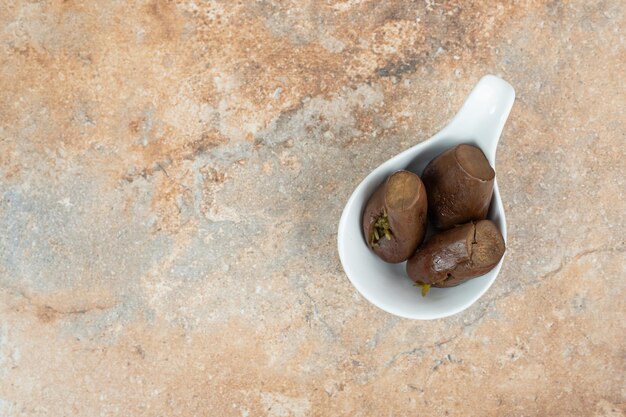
337 75 515 320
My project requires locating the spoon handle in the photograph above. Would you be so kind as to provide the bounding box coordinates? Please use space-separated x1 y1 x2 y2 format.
445 75 516 163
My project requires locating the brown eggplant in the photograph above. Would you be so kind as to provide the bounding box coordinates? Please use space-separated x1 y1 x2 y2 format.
406 220 505 287
421 144 495 230
362 170 428 263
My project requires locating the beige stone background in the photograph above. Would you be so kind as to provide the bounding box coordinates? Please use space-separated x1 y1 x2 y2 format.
0 0 624 416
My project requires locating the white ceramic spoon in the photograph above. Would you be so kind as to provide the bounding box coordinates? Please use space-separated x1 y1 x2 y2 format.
337 75 515 320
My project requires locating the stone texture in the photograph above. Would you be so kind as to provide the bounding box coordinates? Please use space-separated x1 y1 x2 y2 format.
0 0 624 416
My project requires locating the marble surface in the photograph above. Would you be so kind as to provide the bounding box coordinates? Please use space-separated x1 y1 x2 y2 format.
1 1 625 416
